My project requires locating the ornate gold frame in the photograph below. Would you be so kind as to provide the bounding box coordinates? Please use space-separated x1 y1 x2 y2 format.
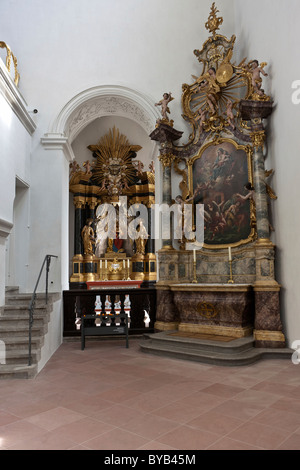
187 137 256 249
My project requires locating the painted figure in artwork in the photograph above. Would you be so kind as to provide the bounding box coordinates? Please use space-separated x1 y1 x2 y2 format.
81 219 95 255
155 92 173 121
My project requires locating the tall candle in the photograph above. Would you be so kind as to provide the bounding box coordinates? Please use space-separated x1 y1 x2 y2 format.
123 260 125 268
105 260 107 269
193 249 196 262
228 247 232 261
127 259 130 268
100 260 102 269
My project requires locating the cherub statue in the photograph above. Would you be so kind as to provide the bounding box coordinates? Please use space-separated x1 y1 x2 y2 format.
69 160 80 175
226 99 235 130
155 92 174 121
248 60 268 96
83 160 93 174
149 161 155 174
195 107 206 131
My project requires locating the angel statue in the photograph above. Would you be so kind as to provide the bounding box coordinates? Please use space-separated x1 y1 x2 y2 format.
248 60 268 97
155 92 174 122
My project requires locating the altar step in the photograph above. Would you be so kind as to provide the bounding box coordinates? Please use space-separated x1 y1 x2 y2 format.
0 287 59 379
139 331 292 366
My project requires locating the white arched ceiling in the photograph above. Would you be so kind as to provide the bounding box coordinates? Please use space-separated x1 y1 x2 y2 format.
41 85 161 161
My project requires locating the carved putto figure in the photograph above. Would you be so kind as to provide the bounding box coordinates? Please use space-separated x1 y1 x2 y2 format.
226 99 235 129
248 60 268 97
155 92 174 122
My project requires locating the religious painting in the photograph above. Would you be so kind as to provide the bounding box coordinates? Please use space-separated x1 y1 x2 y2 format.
188 138 255 247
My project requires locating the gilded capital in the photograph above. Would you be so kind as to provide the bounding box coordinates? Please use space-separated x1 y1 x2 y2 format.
159 152 175 168
74 198 85 209
251 131 266 150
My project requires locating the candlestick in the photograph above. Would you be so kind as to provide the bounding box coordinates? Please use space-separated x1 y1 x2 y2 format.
228 260 234 284
126 258 131 280
104 259 108 281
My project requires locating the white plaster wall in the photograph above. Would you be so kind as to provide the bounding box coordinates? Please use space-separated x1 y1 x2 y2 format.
0 0 235 293
0 90 31 223
0 0 235 141
37 298 62 373
235 0 300 346
0 61 33 298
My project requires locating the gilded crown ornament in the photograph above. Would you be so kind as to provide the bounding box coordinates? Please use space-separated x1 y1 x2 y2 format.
205 2 223 38
181 3 271 144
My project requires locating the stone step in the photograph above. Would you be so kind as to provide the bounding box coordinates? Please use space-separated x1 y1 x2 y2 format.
142 331 255 355
1 335 44 351
4 348 40 365
0 316 49 332
5 292 60 306
0 287 58 379
3 304 51 315
139 332 292 366
0 324 47 339
0 364 37 380
5 286 19 294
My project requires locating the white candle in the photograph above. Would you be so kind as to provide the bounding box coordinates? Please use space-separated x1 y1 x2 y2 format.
127 259 130 268
100 260 102 269
123 260 125 268
193 249 196 262
105 260 107 269
228 247 232 261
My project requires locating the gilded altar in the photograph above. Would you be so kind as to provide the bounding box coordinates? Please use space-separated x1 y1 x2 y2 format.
69 127 156 287
150 3 286 349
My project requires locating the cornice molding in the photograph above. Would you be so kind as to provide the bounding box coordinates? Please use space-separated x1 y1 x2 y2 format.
0 58 36 135
0 217 13 238
41 133 75 162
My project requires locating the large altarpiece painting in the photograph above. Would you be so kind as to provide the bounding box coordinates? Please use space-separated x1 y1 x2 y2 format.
190 139 255 246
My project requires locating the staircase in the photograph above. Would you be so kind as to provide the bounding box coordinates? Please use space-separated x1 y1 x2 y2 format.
0 287 59 379
140 331 292 366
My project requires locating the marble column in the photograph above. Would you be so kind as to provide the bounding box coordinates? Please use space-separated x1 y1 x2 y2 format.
74 199 84 256
149 123 183 329
70 198 85 285
252 132 270 240
159 152 175 250
150 122 183 250
240 100 286 348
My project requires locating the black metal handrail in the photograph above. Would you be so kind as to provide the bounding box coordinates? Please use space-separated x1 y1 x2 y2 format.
28 254 58 366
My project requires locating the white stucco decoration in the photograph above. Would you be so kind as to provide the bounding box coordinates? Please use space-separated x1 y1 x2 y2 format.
44 85 160 145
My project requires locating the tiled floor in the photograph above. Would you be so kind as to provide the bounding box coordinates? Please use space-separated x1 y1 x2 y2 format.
0 337 300 450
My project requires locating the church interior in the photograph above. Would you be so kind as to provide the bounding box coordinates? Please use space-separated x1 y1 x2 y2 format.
0 0 300 451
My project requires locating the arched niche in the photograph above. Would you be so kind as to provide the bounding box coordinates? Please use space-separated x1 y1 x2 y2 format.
41 85 161 286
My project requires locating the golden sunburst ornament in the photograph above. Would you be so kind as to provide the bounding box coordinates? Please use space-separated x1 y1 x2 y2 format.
88 127 142 197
